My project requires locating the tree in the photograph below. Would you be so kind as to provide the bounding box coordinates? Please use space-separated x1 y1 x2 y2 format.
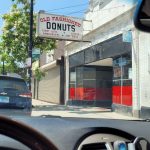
34 67 45 82
0 51 18 74
0 0 55 76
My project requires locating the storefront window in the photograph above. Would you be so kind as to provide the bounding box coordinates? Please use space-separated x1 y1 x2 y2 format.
83 67 96 100
122 55 132 80
76 67 84 88
113 57 122 80
69 68 76 100
69 66 113 102
113 54 132 80
83 67 96 79
113 53 132 106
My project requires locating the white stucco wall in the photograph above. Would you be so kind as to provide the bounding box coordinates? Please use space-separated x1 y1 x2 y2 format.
132 29 140 113
138 32 150 107
84 0 135 32
132 29 150 111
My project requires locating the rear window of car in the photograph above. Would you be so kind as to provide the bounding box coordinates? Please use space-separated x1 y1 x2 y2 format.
0 77 28 92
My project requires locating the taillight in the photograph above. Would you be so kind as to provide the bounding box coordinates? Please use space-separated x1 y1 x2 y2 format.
19 93 32 98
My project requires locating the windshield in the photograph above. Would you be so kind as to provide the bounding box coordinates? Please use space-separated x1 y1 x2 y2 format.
0 78 28 92
0 0 148 121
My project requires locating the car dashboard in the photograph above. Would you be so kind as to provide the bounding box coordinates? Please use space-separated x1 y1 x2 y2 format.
0 117 149 150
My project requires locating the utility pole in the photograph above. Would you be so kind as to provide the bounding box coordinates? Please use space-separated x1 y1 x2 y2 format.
28 0 34 91
2 60 4 75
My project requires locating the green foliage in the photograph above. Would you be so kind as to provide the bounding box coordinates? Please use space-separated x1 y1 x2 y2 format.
0 52 18 74
0 0 55 76
1 53 8 62
34 67 45 81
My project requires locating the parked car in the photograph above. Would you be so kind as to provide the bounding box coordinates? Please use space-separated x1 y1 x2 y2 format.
0 75 32 114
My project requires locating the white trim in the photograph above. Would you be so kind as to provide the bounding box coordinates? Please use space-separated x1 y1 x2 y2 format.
40 60 57 72
65 56 69 104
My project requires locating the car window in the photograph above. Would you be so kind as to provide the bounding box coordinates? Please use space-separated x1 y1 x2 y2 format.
0 78 28 92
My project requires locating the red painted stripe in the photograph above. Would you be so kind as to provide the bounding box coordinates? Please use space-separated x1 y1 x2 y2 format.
69 88 112 101
76 88 84 100
69 88 75 100
112 86 132 106
122 86 132 106
70 85 132 106
112 86 121 104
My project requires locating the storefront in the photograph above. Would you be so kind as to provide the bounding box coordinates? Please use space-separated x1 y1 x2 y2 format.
67 34 132 109
68 66 113 107
64 0 141 116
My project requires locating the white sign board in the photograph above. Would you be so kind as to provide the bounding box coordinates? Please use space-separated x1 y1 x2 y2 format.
36 12 83 41
32 48 40 55
25 58 31 67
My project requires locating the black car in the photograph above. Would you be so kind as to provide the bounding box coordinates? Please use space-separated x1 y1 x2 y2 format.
0 75 32 114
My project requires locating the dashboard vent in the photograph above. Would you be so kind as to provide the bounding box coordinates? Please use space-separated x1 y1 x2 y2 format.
81 142 107 150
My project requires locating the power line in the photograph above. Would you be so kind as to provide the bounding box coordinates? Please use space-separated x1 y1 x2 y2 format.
46 3 88 12
45 4 125 17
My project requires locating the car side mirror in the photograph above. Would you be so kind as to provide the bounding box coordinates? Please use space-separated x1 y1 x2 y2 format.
134 0 150 32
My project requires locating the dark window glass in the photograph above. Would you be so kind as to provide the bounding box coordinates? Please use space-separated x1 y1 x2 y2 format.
97 71 113 80
83 67 96 79
0 79 27 92
122 55 132 79
83 80 96 88
69 67 76 100
113 53 132 88
76 67 83 87
96 80 112 88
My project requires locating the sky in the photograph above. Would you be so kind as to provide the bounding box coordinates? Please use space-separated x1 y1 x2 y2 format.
0 0 89 31
0 0 138 33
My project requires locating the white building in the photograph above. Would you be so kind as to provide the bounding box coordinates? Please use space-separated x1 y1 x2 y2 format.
65 0 150 118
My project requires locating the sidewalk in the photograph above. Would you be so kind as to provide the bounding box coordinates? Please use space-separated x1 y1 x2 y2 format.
32 99 139 120
32 99 56 106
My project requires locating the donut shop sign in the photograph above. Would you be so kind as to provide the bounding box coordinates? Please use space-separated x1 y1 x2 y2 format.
36 11 83 41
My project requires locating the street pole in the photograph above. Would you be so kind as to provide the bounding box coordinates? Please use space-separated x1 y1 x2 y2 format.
28 0 34 91
2 60 4 75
